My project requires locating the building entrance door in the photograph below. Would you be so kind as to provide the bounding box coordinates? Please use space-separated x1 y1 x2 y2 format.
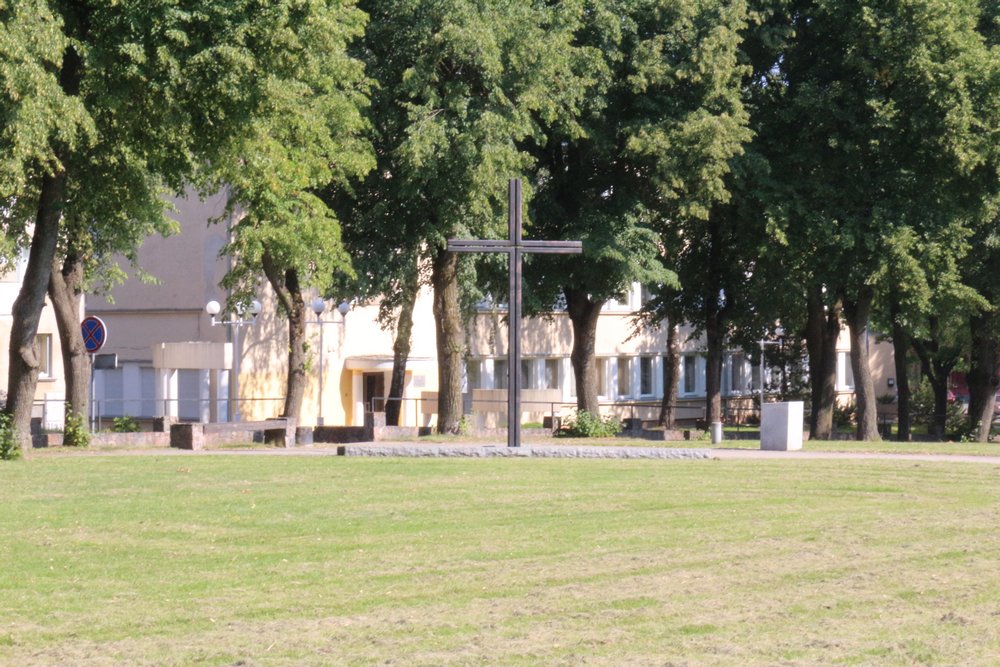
362 372 386 413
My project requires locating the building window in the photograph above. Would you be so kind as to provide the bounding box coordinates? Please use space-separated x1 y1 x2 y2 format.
140 367 156 417
494 359 508 390
597 358 609 397
103 367 124 416
729 352 747 394
640 285 653 306
545 359 560 390
521 359 534 389
683 355 697 394
640 357 654 396
466 360 483 390
838 352 854 390
617 356 631 398
37 334 53 379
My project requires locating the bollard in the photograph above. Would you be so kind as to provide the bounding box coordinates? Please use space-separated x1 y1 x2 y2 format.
710 421 723 444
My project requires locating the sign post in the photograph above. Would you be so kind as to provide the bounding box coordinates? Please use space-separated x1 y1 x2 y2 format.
81 316 108 430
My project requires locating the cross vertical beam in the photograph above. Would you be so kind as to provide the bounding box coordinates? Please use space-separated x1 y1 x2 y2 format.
508 179 522 448
448 178 583 447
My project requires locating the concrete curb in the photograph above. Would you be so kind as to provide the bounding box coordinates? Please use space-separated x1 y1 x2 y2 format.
338 444 713 459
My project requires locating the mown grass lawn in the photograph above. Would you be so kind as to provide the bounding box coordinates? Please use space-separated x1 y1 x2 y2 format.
3 453 1000 665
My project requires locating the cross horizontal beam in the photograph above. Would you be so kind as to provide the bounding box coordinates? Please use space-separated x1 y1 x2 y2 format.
448 240 583 254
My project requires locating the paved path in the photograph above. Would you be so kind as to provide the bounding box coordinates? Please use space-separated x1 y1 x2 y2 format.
37 442 1000 465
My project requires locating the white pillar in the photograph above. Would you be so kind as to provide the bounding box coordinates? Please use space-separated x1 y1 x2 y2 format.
198 369 211 423
352 371 363 426
654 355 664 398
561 358 574 403
155 368 178 419
632 357 641 398
209 370 221 422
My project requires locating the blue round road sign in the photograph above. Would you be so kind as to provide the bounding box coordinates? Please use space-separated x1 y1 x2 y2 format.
81 316 107 354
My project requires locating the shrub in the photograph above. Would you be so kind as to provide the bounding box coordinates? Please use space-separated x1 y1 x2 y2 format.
557 410 622 438
833 401 856 429
112 416 140 433
911 381 967 438
63 409 91 448
0 413 20 461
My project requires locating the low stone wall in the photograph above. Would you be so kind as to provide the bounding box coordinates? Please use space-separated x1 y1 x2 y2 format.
32 431 171 448
170 418 297 450
91 432 170 448
313 426 370 444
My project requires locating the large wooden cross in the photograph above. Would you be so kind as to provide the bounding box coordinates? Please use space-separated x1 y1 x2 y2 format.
448 179 583 447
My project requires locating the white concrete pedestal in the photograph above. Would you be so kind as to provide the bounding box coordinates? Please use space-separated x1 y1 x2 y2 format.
760 401 804 451
710 421 723 444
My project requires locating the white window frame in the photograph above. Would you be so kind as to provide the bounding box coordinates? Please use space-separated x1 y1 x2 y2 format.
617 356 631 399
37 334 53 380
596 357 610 398
681 354 701 396
837 352 855 390
494 359 509 390
544 358 560 390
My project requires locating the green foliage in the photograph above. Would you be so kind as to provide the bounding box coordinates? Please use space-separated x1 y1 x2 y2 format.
529 0 751 309
834 402 856 430
342 0 593 288
0 412 20 461
214 0 373 310
456 415 472 437
63 410 90 448
557 410 623 438
910 381 968 437
112 417 140 434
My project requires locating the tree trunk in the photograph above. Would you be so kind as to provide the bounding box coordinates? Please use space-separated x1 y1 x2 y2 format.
262 253 306 420
565 288 602 415
4 35 82 456
705 310 724 425
888 292 912 441
967 314 998 442
930 377 950 440
386 267 419 427
659 322 680 428
432 248 465 434
283 296 307 420
48 249 90 445
844 286 880 441
912 317 959 440
805 286 840 439
890 305 911 442
4 172 67 455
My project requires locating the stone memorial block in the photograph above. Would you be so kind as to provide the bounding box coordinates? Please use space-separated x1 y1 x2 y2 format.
760 401 804 451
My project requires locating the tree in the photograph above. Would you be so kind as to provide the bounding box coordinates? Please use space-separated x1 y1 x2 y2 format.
879 225 983 440
0 0 364 455
211 1 373 423
757 0 998 440
529 0 750 415
353 0 589 433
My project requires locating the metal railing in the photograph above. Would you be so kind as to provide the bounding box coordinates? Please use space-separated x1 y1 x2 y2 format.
371 395 707 432
31 396 285 432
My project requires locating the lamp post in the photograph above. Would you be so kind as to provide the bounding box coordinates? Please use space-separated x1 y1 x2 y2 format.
310 297 350 426
206 298 262 422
